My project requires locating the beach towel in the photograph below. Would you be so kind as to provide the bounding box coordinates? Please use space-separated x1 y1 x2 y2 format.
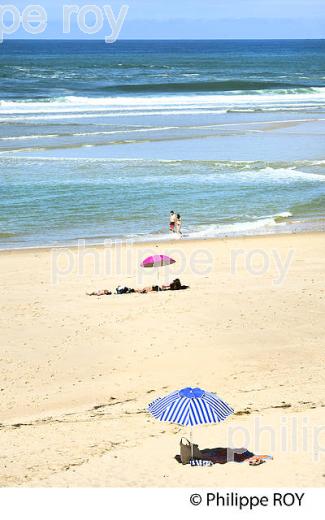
190 459 213 467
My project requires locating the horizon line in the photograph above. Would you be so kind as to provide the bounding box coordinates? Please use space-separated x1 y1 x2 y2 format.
3 37 325 41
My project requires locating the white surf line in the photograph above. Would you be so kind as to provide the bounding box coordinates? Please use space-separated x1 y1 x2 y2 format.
0 110 223 122
184 117 325 129
0 153 148 161
0 122 239 141
72 117 325 133
0 118 323 142
1 155 325 166
0 103 224 116
0 134 60 141
1 106 324 122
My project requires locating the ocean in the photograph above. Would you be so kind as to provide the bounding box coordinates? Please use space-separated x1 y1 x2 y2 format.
0 39 325 249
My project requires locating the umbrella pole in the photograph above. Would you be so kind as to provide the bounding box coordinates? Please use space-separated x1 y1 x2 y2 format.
190 427 193 460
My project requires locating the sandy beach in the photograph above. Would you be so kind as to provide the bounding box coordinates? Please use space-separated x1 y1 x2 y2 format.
0 232 324 487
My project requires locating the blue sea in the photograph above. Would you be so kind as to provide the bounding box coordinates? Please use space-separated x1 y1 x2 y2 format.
0 40 325 249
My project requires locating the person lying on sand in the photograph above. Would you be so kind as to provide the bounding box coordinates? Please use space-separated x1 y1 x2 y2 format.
135 285 160 294
165 278 189 290
136 279 190 293
116 286 135 294
87 279 189 296
87 289 112 296
202 452 273 466
177 445 273 466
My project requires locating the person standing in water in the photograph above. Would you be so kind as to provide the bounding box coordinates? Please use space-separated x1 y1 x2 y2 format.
169 211 177 233
176 213 183 236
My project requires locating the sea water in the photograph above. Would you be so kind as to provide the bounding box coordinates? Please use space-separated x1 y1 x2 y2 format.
0 40 324 248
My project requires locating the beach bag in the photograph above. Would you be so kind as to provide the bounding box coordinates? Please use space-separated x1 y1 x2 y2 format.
180 437 203 465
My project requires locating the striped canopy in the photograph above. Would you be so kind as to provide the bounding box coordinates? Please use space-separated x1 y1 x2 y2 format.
148 387 234 427
141 255 176 268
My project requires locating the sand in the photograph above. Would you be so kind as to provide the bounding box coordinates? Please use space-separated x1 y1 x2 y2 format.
0 232 324 487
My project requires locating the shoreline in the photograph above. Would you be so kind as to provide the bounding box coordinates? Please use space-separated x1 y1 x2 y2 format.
0 227 324 255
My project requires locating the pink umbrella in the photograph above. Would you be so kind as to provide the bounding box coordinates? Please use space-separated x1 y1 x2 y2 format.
140 255 176 285
141 255 176 268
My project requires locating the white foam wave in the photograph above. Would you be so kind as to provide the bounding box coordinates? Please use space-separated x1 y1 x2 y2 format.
310 160 325 166
0 127 177 141
122 218 281 243
188 219 274 238
133 213 296 243
73 126 178 137
0 134 59 141
184 214 294 239
0 87 325 118
250 167 325 183
166 167 325 185
0 109 229 122
275 211 292 218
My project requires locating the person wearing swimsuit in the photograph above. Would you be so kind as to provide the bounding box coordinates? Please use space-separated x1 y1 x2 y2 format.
169 211 177 232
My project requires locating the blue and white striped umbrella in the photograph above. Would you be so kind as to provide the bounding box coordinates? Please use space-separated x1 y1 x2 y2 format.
148 387 234 426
